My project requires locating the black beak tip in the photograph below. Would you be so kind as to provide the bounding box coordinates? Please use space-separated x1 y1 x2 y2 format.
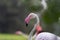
26 23 28 27
25 21 28 27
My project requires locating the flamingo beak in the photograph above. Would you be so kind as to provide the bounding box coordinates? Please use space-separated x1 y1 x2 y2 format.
25 20 28 27
25 17 30 27
25 15 31 27
25 21 28 27
26 23 28 27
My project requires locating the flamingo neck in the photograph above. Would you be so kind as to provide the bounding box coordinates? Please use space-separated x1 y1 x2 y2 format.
28 15 40 40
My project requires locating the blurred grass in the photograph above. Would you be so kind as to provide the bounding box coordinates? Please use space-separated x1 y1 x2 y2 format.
0 34 27 40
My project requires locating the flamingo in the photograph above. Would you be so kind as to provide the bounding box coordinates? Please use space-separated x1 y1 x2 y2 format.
25 13 60 40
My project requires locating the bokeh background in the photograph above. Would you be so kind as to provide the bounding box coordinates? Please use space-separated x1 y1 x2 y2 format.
0 0 60 36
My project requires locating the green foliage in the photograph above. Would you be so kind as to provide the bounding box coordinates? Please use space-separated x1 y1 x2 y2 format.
27 5 42 12
43 0 60 24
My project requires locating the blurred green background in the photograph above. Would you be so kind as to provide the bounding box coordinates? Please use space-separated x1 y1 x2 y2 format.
0 0 60 37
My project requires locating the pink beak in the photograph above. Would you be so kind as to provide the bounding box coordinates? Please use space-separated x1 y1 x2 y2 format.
25 16 30 27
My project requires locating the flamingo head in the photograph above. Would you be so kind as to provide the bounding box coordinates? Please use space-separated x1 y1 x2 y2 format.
25 13 36 27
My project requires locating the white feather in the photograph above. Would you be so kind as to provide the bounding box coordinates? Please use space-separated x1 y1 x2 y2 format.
35 32 60 40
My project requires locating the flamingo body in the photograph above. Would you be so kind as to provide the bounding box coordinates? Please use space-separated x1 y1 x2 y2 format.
35 32 58 40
